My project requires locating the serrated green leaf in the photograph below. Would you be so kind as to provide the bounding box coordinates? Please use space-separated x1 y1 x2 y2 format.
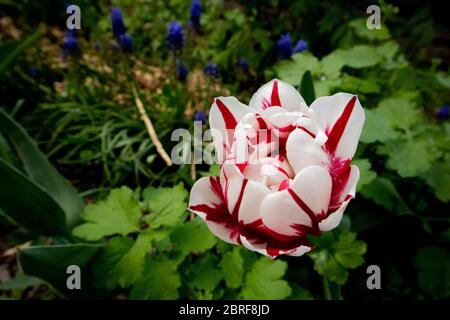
91 237 134 289
171 218 217 254
274 53 320 85
242 258 291 300
107 233 152 288
384 140 440 178
360 107 398 143
353 159 377 191
310 231 366 285
360 177 410 212
143 183 188 229
423 161 450 202
72 186 141 241
333 232 367 268
220 247 244 289
187 254 223 292
130 256 181 300
339 45 382 68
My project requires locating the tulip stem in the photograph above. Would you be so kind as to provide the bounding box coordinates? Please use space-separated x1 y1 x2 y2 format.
322 277 342 300
133 89 173 167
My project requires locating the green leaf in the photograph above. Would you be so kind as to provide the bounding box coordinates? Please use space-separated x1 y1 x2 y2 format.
18 244 101 297
333 232 367 268
300 70 316 105
72 186 141 241
143 183 188 229
186 254 223 291
360 108 398 143
220 247 244 289
384 140 439 178
0 29 41 74
436 72 450 89
413 246 450 299
320 51 345 78
353 159 377 191
199 164 220 177
242 258 291 300
423 161 450 202
360 177 410 212
0 110 84 231
349 18 390 41
91 237 134 289
130 256 181 299
339 45 382 69
0 159 68 236
106 233 152 289
171 218 217 254
310 230 366 285
274 53 320 86
0 275 43 290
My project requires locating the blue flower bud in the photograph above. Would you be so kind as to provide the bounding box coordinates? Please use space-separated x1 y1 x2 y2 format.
110 8 126 37
204 62 218 77
190 0 202 29
277 33 292 60
293 39 308 53
194 111 206 123
167 21 184 51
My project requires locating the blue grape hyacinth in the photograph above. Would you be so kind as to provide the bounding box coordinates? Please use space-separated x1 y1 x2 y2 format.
110 8 126 37
119 33 132 52
436 105 450 119
293 39 308 53
277 33 293 60
176 61 188 81
190 0 202 29
237 57 249 71
194 111 206 123
62 30 78 58
167 21 184 51
204 63 218 77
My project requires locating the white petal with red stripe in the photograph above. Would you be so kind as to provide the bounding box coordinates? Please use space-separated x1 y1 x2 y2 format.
249 79 308 113
260 165 332 238
310 93 365 160
209 96 255 163
319 165 359 231
286 128 329 174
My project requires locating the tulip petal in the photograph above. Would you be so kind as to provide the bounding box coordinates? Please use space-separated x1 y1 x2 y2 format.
286 128 329 174
249 79 308 113
188 176 240 244
240 235 312 258
310 93 365 160
209 96 255 163
260 165 332 238
319 165 359 231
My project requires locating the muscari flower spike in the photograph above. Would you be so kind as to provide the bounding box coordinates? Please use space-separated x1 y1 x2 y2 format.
436 105 450 119
62 30 78 58
293 39 308 53
277 33 293 60
190 0 202 29
194 111 206 123
167 21 184 51
204 62 218 77
119 33 132 52
237 57 249 71
110 8 126 37
176 60 188 81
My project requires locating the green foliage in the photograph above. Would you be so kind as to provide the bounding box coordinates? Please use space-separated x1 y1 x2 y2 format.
171 218 217 254
220 247 245 289
130 256 182 300
413 246 450 299
242 258 292 300
309 230 367 285
73 187 141 241
143 183 188 229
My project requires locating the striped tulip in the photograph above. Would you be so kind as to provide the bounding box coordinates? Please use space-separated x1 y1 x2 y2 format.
188 79 365 258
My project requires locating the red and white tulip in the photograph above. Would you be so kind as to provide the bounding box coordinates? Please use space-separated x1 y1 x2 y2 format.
188 79 365 258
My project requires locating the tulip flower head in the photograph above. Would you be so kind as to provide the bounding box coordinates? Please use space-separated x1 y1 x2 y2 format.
188 79 365 258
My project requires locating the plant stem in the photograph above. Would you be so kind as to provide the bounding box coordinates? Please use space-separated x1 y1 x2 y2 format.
322 277 343 300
